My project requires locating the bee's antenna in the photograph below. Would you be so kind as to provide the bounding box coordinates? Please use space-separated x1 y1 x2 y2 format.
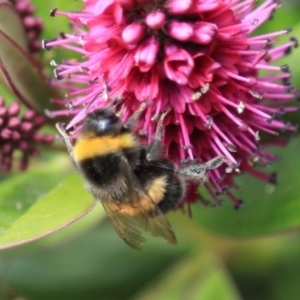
84 92 103 114
85 82 123 115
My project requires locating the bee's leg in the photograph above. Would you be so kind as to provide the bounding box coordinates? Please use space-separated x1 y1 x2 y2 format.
146 108 171 161
178 156 224 184
122 102 147 130
56 123 80 171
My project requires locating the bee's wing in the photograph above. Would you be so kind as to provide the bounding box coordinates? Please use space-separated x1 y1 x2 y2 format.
134 208 177 246
101 157 177 250
101 201 146 250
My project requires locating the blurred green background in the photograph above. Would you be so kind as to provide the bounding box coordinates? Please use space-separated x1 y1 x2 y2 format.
0 0 300 299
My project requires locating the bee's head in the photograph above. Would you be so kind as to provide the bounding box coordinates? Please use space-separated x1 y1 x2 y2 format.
83 109 122 136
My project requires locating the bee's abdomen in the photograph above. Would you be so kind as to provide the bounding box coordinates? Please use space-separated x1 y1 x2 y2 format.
135 162 185 214
157 174 185 213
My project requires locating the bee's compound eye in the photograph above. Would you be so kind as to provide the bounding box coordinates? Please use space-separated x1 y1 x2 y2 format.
84 109 121 135
97 114 119 131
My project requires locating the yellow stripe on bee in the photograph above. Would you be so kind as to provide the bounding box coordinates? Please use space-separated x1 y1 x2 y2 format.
73 133 138 161
147 176 167 205
108 176 167 216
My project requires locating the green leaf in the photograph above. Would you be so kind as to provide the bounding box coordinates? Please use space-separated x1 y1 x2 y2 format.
257 4 300 32
0 27 54 114
0 221 185 300
229 233 300 300
0 161 95 249
282 21 300 90
193 136 300 237
31 0 83 62
197 267 241 300
0 0 28 51
0 201 104 260
134 253 240 300
270 20 300 93
0 155 69 230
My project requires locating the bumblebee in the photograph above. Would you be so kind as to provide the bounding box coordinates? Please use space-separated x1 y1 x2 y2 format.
56 107 223 250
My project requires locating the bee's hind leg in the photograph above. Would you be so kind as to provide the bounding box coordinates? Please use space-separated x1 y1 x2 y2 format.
178 156 224 184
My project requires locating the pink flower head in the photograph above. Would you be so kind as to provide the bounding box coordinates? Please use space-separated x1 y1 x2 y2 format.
0 99 53 172
44 0 298 209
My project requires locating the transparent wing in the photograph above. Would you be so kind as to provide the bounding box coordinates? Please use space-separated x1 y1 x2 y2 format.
134 209 177 246
101 200 146 250
100 157 177 250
